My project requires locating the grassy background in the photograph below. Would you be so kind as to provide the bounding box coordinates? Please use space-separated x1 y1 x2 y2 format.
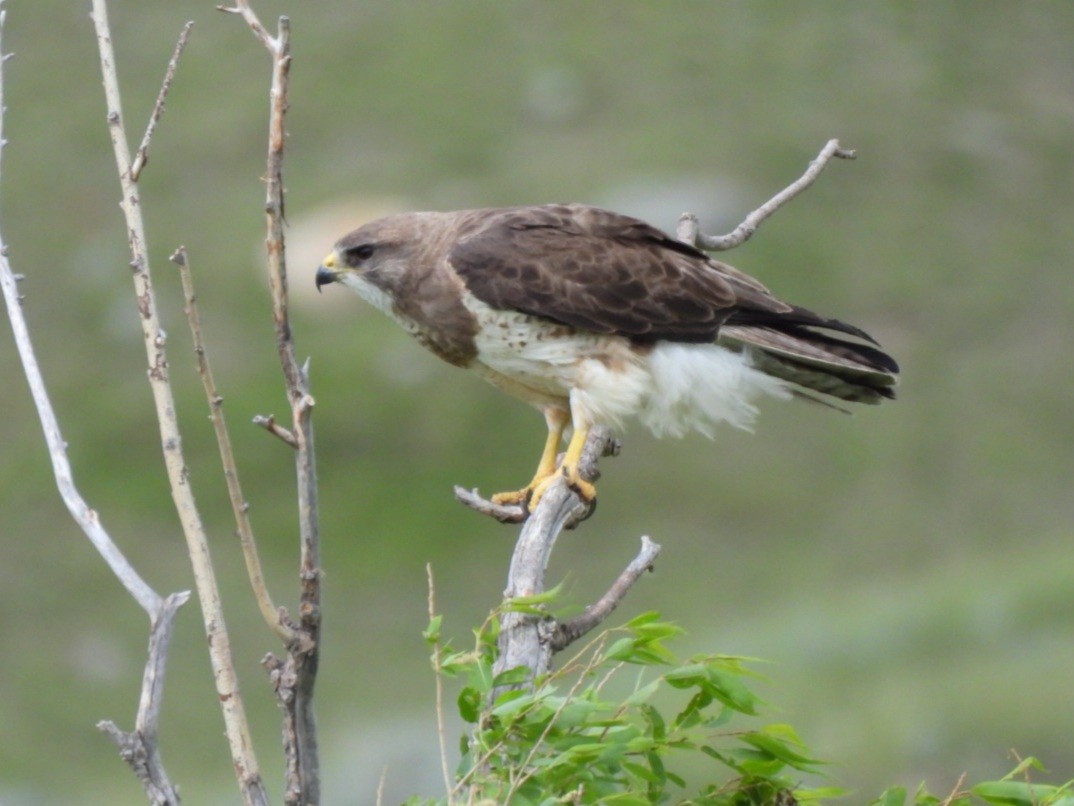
1 1 1072 803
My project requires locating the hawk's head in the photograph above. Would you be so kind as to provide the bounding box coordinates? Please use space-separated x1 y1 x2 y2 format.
315 212 455 296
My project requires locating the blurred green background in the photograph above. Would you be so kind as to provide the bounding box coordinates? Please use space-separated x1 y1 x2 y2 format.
1 1 1072 803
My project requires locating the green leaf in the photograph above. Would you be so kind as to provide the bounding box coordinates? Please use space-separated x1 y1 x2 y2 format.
466 657 495 694
457 686 482 724
606 636 638 661
422 614 442 643
505 579 566 609
1000 757 1048 781
972 781 1062 806
624 610 663 628
706 665 759 714
623 677 661 706
640 703 666 742
492 665 531 688
798 786 850 802
741 728 821 772
490 690 536 720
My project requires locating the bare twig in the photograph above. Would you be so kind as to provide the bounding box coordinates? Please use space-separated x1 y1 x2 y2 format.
252 413 299 448
937 772 969 806
129 21 192 181
173 246 295 644
426 564 454 797
217 0 281 53
453 486 528 524
90 3 268 803
1 7 186 801
676 138 855 251
551 536 662 652
221 4 322 803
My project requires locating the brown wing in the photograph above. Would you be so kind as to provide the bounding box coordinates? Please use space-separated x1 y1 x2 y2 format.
448 204 791 343
449 204 899 399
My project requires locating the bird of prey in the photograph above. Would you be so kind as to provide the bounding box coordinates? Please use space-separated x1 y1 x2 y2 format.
316 203 898 511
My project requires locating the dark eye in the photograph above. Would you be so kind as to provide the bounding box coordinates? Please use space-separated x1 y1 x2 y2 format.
344 243 375 265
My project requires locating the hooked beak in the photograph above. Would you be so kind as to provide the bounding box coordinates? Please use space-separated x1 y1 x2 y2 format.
315 253 338 292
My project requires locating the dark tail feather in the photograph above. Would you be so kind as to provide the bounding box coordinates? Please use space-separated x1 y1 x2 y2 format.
718 322 899 404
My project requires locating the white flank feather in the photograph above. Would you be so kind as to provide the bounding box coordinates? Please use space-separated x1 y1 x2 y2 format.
637 343 791 438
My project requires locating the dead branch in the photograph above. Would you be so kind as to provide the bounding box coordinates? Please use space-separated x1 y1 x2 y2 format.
492 428 643 691
220 3 323 803
90 3 268 802
676 138 855 251
97 591 191 806
252 413 299 448
550 536 662 652
173 246 295 645
1 7 188 801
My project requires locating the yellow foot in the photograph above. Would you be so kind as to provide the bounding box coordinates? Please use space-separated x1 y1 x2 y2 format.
490 487 534 507
528 463 597 512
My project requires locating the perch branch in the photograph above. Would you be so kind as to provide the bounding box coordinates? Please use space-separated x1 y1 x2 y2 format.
129 21 192 181
173 246 295 644
550 536 662 652
456 433 620 528
1 8 185 801
91 3 268 802
221 4 322 803
676 138 855 251
492 428 619 689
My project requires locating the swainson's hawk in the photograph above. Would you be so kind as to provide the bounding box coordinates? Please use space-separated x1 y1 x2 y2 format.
316 203 898 510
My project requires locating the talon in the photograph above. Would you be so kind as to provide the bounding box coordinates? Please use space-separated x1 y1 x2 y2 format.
564 465 596 502
527 461 596 512
490 488 532 507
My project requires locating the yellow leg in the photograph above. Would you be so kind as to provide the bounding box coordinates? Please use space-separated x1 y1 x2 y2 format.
528 418 596 511
491 408 569 506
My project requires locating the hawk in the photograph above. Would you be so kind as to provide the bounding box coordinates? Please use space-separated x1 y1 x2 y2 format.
316 203 898 511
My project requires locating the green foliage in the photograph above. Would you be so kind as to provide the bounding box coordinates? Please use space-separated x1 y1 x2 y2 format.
417 605 1074 806
871 756 1074 806
415 608 839 805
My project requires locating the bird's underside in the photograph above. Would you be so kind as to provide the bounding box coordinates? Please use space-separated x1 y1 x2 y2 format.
316 203 899 513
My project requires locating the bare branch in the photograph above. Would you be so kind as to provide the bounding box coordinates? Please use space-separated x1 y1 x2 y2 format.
493 428 616 690
677 138 856 251
173 246 295 644
2 9 188 799
453 486 528 524
90 3 268 802
129 21 193 181
98 591 190 806
225 4 322 802
253 413 299 448
550 536 662 652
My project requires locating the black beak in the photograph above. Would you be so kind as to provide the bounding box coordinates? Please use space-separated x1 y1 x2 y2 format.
315 265 337 293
